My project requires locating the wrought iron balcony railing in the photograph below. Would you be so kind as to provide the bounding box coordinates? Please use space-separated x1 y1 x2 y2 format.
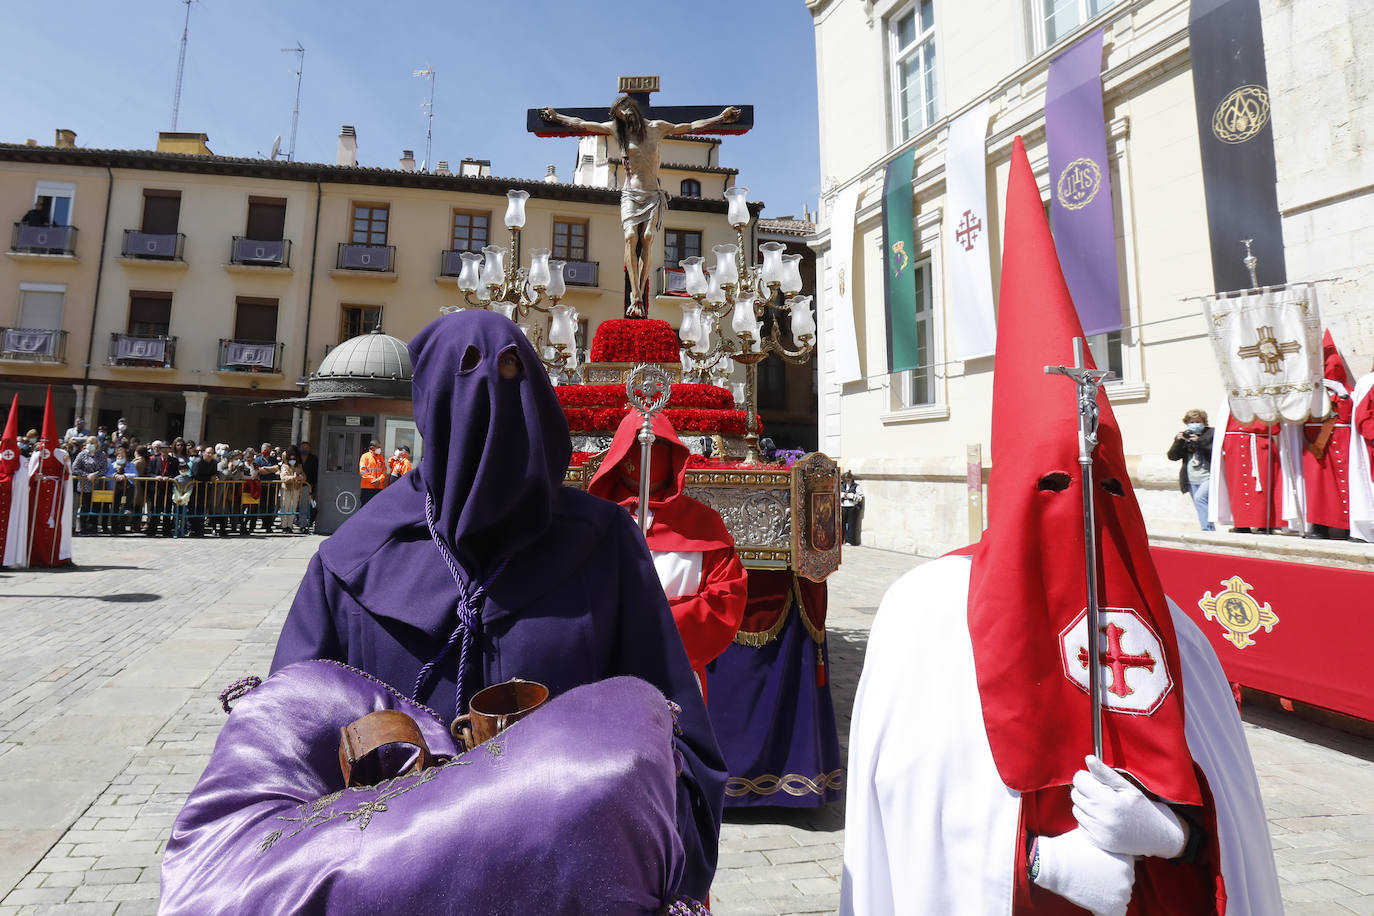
121 229 186 261
438 248 481 277
0 327 67 363
230 237 292 267
217 338 284 373
108 333 176 368
10 223 77 255
336 243 395 272
561 259 598 287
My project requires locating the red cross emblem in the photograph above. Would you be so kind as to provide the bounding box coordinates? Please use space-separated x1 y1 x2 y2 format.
956 209 982 252
1077 622 1156 698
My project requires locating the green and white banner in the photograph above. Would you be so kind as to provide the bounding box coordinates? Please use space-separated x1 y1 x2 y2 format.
882 149 920 373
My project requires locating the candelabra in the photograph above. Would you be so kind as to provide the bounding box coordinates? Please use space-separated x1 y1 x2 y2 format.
676 186 816 465
444 189 579 376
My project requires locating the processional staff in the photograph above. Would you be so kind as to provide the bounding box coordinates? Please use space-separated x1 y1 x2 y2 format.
625 364 673 534
1045 337 1114 759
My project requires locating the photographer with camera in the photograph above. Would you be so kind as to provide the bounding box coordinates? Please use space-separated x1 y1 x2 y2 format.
1167 408 1215 531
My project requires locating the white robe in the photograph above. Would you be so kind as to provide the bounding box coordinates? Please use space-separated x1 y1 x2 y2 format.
2 462 29 567
840 555 1283 916
24 447 73 564
1348 373 1374 543
1207 396 1306 532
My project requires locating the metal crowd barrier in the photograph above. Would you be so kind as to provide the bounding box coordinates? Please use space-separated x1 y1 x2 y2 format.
71 477 313 538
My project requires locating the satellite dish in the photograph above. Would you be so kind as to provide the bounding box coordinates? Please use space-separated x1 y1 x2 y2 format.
270 136 282 160
419 159 427 173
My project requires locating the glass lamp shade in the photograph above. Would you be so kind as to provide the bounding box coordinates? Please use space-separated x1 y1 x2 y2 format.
517 320 540 346
547 260 567 299
528 248 551 288
780 254 804 295
731 296 757 337
680 256 708 296
480 245 507 288
549 304 577 348
704 270 726 306
724 186 751 229
679 301 703 345
759 242 785 286
504 190 530 229
475 285 492 304
787 295 815 346
712 244 739 288
493 302 518 321
456 252 483 292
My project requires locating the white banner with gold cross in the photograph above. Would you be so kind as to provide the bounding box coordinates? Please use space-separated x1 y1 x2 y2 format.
1203 282 1324 423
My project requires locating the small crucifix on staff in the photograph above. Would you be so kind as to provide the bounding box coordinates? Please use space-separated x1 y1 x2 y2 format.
531 76 752 318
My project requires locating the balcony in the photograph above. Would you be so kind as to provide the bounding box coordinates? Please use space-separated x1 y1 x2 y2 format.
107 333 176 369
438 249 470 278
562 259 599 288
658 265 690 298
0 327 67 364
331 243 395 279
9 223 78 258
228 236 292 269
119 229 186 265
217 338 284 374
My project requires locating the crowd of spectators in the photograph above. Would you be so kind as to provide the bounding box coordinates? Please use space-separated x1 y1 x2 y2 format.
43 415 321 538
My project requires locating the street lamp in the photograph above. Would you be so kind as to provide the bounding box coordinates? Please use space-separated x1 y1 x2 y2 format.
676 186 814 465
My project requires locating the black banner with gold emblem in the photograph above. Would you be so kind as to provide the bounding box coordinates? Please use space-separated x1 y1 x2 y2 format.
1189 0 1286 293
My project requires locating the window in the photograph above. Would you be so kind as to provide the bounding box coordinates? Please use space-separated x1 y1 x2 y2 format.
33 181 74 226
19 284 64 329
759 357 788 410
234 297 279 342
680 179 701 198
552 219 588 261
245 196 286 241
1087 330 1124 380
351 204 389 245
663 229 702 268
141 189 181 234
451 210 490 253
1038 0 1116 49
898 259 935 407
128 291 172 337
890 1 938 143
340 304 382 342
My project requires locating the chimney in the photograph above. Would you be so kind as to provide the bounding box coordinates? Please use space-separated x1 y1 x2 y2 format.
459 158 491 178
54 129 77 149
544 164 558 184
25 139 37 147
400 149 416 173
803 203 812 222
157 132 212 155
435 160 452 176
337 126 357 167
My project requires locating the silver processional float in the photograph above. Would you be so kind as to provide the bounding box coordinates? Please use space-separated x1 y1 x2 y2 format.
1045 337 1114 760
625 363 673 534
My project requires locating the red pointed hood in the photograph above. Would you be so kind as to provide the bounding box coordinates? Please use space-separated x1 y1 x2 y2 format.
0 394 19 482
588 411 732 552
967 137 1201 805
33 386 65 476
1322 329 1350 388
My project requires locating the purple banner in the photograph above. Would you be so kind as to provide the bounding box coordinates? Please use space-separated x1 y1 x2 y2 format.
1046 29 1122 336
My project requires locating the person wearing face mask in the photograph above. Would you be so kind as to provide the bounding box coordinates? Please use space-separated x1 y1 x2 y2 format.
358 439 388 507
277 445 305 533
20 429 39 459
387 444 412 483
70 436 108 535
1166 409 1215 531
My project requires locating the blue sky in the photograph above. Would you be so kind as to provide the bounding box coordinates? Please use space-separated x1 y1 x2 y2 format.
6 0 821 218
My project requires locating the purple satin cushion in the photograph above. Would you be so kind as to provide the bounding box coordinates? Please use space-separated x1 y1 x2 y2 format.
162 662 685 915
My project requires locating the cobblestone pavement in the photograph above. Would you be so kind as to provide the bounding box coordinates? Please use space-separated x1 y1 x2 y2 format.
0 537 1371 914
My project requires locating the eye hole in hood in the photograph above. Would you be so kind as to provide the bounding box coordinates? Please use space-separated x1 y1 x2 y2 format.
1100 477 1124 497
1037 472 1072 492
459 345 481 372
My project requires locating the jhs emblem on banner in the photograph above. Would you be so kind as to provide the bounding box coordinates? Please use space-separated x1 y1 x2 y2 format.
1059 608 1173 715
1212 85 1270 144
1056 158 1102 211
1198 575 1279 649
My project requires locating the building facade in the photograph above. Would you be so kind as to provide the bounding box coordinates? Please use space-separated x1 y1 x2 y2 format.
0 126 801 448
807 0 1373 555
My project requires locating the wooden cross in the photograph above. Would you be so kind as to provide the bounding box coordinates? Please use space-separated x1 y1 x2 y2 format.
1237 325 1300 374
526 75 754 138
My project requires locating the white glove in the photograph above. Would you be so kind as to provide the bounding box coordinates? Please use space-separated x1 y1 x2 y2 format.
1034 827 1136 916
1072 755 1187 859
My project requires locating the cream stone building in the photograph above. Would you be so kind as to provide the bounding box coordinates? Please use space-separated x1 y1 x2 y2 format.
806 0 1373 555
0 126 770 449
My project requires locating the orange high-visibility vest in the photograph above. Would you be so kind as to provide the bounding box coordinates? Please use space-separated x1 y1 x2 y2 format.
359 451 388 489
388 455 412 478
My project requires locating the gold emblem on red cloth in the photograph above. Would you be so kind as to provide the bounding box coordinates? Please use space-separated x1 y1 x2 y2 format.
1199 576 1279 649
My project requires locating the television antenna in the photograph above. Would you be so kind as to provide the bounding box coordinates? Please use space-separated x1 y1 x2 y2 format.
283 43 305 161
413 65 436 173
169 0 198 131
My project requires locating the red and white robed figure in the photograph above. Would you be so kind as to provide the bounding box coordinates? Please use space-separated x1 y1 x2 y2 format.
26 386 73 567
1301 330 1356 534
1350 363 1374 543
1 394 30 567
588 412 748 699
841 137 1281 916
1206 405 1305 533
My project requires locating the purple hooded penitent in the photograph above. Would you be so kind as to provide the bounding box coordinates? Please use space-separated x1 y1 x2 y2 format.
161 665 689 915
267 310 725 901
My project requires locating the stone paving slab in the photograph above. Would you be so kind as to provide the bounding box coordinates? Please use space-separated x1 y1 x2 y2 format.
0 536 1371 914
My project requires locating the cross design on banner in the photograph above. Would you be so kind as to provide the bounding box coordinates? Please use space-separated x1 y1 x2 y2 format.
955 209 982 251
1237 325 1301 374
1077 622 1157 698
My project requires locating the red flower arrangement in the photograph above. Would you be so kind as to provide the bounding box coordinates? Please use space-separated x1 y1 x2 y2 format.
563 405 760 436
555 384 734 410
588 319 681 363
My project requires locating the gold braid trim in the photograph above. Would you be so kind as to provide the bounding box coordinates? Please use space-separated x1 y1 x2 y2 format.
724 768 844 798
793 575 826 644
733 603 789 647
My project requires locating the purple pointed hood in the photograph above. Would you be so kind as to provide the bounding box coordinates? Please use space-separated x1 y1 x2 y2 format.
409 310 571 568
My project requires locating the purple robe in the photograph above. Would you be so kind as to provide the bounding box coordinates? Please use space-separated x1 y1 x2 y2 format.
270 311 725 901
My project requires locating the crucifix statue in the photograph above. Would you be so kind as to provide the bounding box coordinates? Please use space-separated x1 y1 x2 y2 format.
531 76 753 318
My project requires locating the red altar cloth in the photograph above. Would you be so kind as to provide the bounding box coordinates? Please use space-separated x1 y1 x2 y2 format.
1152 546 1374 722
